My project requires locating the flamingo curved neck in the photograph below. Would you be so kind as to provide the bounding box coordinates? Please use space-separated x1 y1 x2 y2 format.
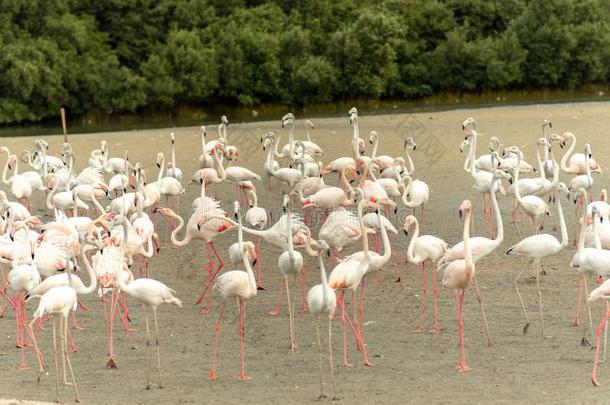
357 200 369 259
157 155 165 183
556 188 568 249
168 212 190 247
560 133 576 173
79 248 97 294
578 191 590 252
490 179 503 244
463 208 474 281
377 211 391 263
401 177 418 208
371 135 379 159
242 249 257 296
319 254 329 304
2 153 11 185
406 219 419 263
535 143 546 181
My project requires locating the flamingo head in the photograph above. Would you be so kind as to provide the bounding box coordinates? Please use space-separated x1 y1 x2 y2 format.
458 200 473 218
462 117 475 130
156 153 164 168
402 215 417 236
358 138 366 155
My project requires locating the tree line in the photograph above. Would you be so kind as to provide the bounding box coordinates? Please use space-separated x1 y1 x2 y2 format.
1 0 609 124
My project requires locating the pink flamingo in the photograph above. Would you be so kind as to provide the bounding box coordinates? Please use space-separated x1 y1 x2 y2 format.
208 242 258 381
403 215 447 334
440 200 475 372
116 269 181 389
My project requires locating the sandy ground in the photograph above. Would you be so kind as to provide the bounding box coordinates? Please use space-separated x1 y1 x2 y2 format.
2 101 610 404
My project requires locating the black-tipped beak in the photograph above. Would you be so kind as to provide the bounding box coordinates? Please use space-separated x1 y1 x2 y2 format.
413 145 416 151
359 150 364 156
369 140 373 144
31 253 35 259
252 258 258 267
282 206 287 213
197 223 201 231
156 163 161 168
234 213 238 220
10 235 14 242
461 124 466 130
589 154 592 159
394 207 397 214
459 209 463 219
403 229 408 236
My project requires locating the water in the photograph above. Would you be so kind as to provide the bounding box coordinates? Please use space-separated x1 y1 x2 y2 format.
1 85 609 137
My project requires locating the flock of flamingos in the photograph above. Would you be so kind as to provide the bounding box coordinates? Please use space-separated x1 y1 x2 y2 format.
1 108 610 402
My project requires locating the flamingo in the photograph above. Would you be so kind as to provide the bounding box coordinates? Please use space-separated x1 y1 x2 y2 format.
403 214 448 334
116 269 181 389
155 181 233 313
560 131 602 175
1 153 33 211
306 240 337 400
343 201 393 347
244 189 267 289
440 200 475 372
208 242 258 381
27 286 80 403
506 182 568 336
165 132 183 181
506 146 550 236
327 193 376 367
100 140 132 174
463 129 505 237
588 278 610 386
301 165 356 210
274 194 305 352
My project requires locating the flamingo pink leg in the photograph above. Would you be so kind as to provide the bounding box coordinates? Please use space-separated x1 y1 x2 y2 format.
456 290 470 372
300 266 308 313
430 262 440 334
238 299 252 381
197 242 225 313
269 280 285 316
574 275 584 327
208 298 226 381
592 305 609 386
473 275 492 346
416 262 427 333
256 237 265 290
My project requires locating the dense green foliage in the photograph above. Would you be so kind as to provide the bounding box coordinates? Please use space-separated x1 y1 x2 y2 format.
2 0 610 123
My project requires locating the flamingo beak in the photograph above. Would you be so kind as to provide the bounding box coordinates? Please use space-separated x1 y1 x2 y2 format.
459 209 463 219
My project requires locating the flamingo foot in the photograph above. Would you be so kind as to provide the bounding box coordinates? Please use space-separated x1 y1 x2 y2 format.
342 362 354 368
239 374 253 381
364 360 375 367
429 326 440 334
414 327 426 333
208 369 217 381
573 316 581 327
268 308 281 317
395 277 401 283
18 362 30 371
257 286 266 291
106 357 117 369
457 363 471 373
